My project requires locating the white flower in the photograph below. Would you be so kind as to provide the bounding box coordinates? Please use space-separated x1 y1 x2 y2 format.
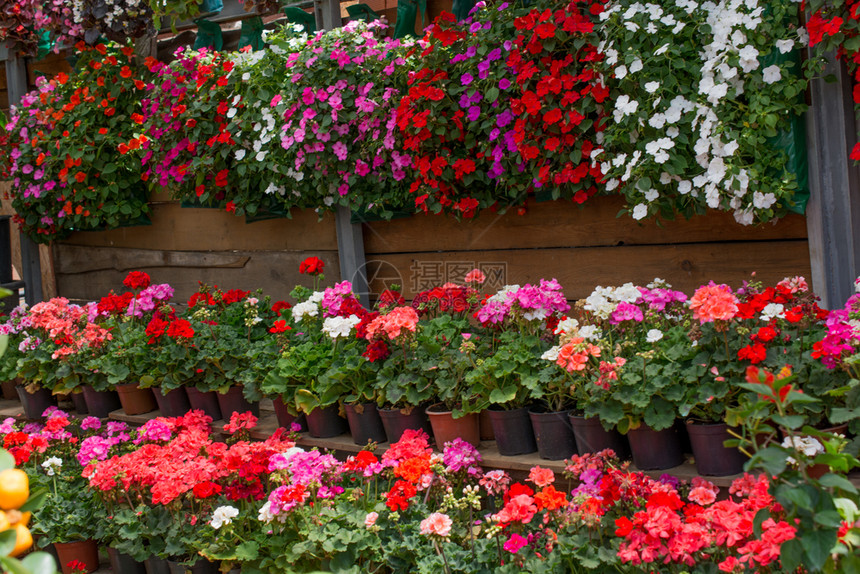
554 318 579 335
322 314 361 340
646 329 663 343
227 108 238 119
210 506 239 529
776 39 795 54
614 283 642 303
645 81 660 94
678 180 692 194
541 346 561 362
291 300 320 321
629 59 643 73
578 325 602 341
654 43 670 56
42 456 62 476
234 149 246 161
644 188 659 202
781 436 824 465
762 65 782 85
855 277 860 293
753 191 776 209
615 65 628 80
632 203 648 220
760 303 785 321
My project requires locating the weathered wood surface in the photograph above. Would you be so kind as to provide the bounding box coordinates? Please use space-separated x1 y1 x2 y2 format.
62 202 339 252
365 240 811 301
54 245 341 304
363 195 808 254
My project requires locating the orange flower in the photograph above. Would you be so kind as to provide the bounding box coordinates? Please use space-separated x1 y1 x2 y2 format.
74 172 86 183
120 66 132 79
534 485 567 512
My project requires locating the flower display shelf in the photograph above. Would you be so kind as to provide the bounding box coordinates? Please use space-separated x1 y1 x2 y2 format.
102 399 860 490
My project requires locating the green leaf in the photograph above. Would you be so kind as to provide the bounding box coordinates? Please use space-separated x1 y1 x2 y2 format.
485 87 499 104
21 487 49 512
818 473 859 494
20 552 58 574
0 529 17 556
800 528 837 571
0 556 30 574
0 449 15 472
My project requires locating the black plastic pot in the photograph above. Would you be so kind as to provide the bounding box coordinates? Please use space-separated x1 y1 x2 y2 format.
627 423 685 470
16 384 56 419
216 385 260 420
109 547 147 574
154 387 191 418
71 391 88 415
145 555 171 574
167 558 220 574
378 406 432 443
686 421 747 476
81 385 122 418
569 414 631 460
272 397 307 432
344 403 387 445
185 387 223 421
528 408 577 460
487 407 537 456
305 404 348 438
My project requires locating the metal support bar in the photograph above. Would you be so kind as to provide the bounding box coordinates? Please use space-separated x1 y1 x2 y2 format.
805 50 860 309
5 48 43 305
335 206 370 305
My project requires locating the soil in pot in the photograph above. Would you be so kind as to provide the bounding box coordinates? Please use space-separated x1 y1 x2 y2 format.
272 397 307 432
154 387 191 418
569 414 631 460
627 423 685 470
81 386 122 419
117 382 158 416
378 406 432 443
488 407 537 456
305 404 348 438
344 403 387 445
426 403 480 448
16 385 56 420
686 420 747 476
216 386 260 420
186 387 223 421
528 408 577 460
54 539 100 574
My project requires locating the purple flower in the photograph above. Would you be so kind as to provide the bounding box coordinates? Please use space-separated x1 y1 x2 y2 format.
461 73 474 86
499 78 511 90
496 109 514 128
467 106 481 122
443 438 482 477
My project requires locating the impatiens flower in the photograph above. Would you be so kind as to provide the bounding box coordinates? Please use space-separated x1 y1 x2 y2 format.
210 505 239 529
419 512 453 537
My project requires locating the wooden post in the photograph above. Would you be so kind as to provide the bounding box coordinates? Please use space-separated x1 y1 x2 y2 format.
4 49 44 305
335 206 370 305
315 0 342 30
805 50 860 309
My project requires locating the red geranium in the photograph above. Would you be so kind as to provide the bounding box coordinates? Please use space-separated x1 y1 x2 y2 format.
299 257 325 276
272 301 292 316
167 319 195 340
192 481 223 499
123 271 151 290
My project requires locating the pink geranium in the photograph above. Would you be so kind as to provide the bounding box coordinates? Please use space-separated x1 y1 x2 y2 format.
689 283 739 323
419 512 453 537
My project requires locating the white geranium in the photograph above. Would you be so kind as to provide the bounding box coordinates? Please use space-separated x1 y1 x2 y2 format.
554 318 579 335
42 456 63 477
578 325 602 342
646 329 663 343
760 303 785 322
322 314 361 340
291 300 320 321
781 436 824 465
210 506 239 529
541 346 561 362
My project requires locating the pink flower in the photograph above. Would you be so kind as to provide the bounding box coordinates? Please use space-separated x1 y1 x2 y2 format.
419 512 453 537
503 533 528 554
364 511 378 528
689 284 739 323
688 486 717 506
464 269 486 284
528 466 555 488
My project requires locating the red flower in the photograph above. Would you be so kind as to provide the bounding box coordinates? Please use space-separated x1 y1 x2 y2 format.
299 256 325 276
272 301 292 316
807 11 843 47
738 343 767 364
167 319 195 339
192 481 222 499
614 516 634 537
269 320 291 334
123 271 151 290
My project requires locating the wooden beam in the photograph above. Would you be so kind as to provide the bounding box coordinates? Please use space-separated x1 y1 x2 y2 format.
805 50 860 309
335 206 370 305
315 0 342 30
5 50 43 305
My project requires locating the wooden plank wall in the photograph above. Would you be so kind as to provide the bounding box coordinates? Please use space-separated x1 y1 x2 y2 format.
362 196 812 300
53 197 341 305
